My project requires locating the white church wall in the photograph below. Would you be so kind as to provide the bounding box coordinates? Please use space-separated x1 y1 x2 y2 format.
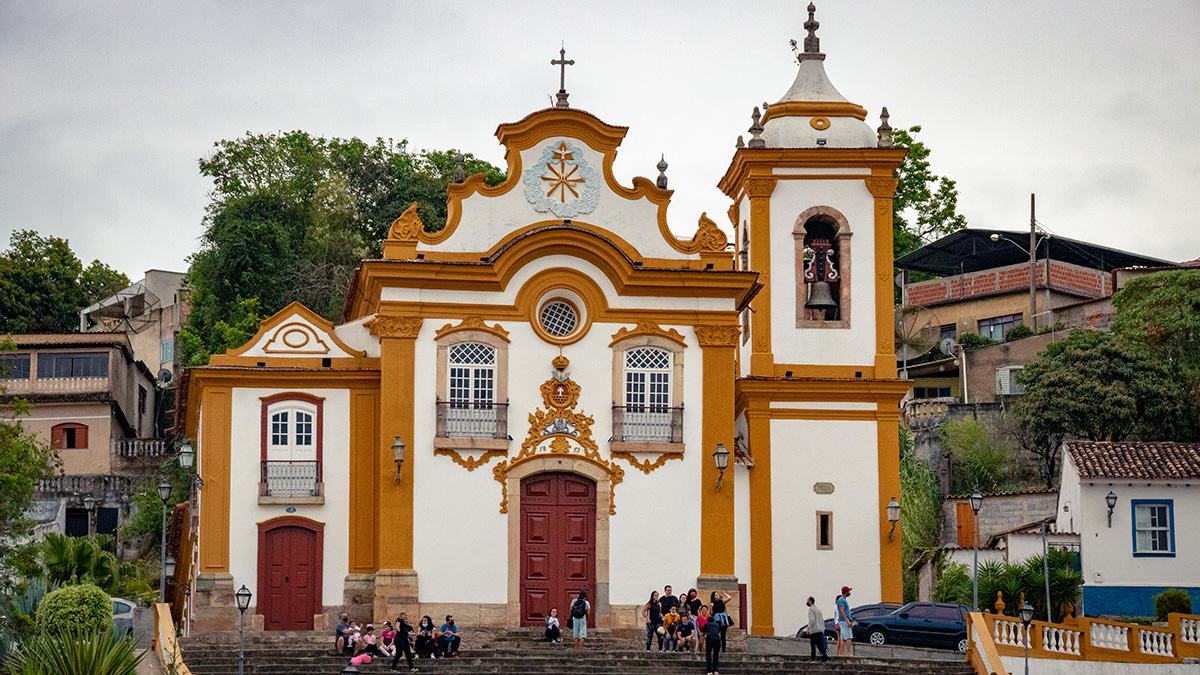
421 139 694 262
333 315 379 357
608 325 704 605
770 417 880 636
225 387 352 610
767 179 877 367
734 459 752 625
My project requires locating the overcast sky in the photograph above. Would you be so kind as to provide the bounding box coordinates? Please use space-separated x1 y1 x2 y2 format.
2 1 1197 279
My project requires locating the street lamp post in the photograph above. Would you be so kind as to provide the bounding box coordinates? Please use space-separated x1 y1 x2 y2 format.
970 489 983 610
235 585 252 675
158 478 172 603
83 495 97 537
1020 600 1035 675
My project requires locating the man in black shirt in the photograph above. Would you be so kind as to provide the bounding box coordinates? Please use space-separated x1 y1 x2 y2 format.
659 585 679 616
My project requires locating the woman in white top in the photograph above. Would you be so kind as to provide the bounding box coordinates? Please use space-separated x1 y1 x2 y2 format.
545 607 562 642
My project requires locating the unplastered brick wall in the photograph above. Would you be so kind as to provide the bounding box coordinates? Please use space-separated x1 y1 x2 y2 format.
942 491 1059 547
905 261 1108 306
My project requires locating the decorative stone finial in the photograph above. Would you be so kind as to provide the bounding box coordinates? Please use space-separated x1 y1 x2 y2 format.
736 135 745 149
551 44 575 108
656 155 668 189
800 2 826 61
748 107 766 148
453 151 466 183
877 107 893 148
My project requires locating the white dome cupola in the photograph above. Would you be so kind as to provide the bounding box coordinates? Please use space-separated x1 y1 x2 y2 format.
758 3 877 149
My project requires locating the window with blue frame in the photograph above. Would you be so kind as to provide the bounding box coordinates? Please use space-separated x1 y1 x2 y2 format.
1131 500 1175 557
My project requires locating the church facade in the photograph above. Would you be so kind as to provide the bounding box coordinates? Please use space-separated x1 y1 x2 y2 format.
184 14 908 637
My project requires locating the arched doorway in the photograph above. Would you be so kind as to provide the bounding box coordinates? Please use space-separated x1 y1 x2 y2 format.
519 472 596 626
257 517 323 630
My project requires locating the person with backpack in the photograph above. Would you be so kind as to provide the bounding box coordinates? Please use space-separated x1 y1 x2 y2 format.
710 590 732 652
703 607 722 675
569 590 590 649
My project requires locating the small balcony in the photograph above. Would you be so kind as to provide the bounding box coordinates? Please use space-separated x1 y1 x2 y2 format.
112 438 170 458
259 460 323 504
3 376 110 396
611 405 683 445
435 402 508 440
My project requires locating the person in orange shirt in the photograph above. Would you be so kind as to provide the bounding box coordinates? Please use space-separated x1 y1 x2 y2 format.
662 605 681 651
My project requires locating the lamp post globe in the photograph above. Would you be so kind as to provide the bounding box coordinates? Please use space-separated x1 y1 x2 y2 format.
1020 600 1035 675
178 442 194 470
158 479 172 503
970 489 983 611
235 585 252 675
158 478 172 604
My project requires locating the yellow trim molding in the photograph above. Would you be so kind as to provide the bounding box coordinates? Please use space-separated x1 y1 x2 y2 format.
760 101 869 124
227 301 367 358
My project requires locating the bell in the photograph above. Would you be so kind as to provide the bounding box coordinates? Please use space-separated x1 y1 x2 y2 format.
805 281 838 310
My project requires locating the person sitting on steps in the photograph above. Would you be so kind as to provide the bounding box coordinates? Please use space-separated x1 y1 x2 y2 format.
677 613 697 653
334 612 351 655
662 605 681 651
545 607 562 643
415 615 438 659
438 615 461 658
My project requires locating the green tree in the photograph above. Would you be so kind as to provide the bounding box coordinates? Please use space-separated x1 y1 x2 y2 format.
900 425 942 601
0 339 60 581
1015 329 1191 442
39 534 129 596
184 132 505 363
1112 269 1200 439
891 126 968 258
34 584 112 635
941 417 1016 494
0 231 129 333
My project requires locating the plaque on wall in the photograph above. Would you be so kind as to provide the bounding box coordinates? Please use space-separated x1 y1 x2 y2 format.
813 482 835 494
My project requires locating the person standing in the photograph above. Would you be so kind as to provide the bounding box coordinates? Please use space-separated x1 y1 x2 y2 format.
642 590 664 651
710 590 732 652
390 612 417 672
685 589 702 617
703 608 722 675
659 585 679 617
805 597 829 661
570 590 590 650
836 586 854 657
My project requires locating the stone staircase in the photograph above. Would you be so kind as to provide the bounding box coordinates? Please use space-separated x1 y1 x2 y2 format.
180 628 976 675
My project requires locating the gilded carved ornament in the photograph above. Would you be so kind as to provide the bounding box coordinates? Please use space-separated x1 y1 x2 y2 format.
434 448 507 471
745 177 778 199
609 321 687 348
610 451 683 475
367 315 423 338
492 355 625 515
388 202 424 241
727 203 739 228
688 212 729 253
262 322 331 354
434 316 511 343
694 324 741 348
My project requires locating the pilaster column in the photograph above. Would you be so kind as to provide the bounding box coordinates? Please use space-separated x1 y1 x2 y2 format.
369 315 422 621
866 176 899 377
695 325 739 578
198 386 232 574
745 400 773 635
877 408 903 602
745 176 777 376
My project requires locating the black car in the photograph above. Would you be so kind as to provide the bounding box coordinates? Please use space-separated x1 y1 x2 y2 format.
798 602 902 640
858 601 970 652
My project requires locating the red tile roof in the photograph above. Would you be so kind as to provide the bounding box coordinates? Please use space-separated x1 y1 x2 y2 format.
1065 441 1200 480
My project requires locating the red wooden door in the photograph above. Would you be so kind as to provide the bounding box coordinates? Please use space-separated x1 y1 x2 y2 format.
520 473 596 626
261 525 320 630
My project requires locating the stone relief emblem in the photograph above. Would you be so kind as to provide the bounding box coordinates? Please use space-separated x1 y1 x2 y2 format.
523 140 600 218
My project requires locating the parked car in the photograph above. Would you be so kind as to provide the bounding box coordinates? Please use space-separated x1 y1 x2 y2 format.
112 597 136 635
858 601 970 652
797 602 902 639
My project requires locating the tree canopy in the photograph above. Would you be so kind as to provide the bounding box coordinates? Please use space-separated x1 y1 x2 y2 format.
891 126 968 258
180 132 505 365
0 231 129 334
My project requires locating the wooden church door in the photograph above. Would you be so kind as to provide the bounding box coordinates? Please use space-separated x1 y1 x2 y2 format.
520 472 596 626
258 519 323 630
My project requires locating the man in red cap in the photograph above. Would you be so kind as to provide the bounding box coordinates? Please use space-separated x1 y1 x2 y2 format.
835 586 854 657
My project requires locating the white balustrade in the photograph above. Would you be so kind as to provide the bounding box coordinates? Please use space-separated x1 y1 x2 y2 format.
1042 625 1083 655
993 619 1028 647
1181 618 1200 644
1138 629 1174 657
1090 621 1130 651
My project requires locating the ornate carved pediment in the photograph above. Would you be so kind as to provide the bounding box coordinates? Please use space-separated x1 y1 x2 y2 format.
262 321 331 354
690 212 729 253
388 202 424 241
865 177 899 199
609 321 687 348
435 316 511 343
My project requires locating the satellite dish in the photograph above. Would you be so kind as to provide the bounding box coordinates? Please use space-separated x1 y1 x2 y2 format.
156 368 173 384
895 305 940 362
939 338 956 356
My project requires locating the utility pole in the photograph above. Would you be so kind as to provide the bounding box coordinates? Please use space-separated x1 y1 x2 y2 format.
1029 194 1038 332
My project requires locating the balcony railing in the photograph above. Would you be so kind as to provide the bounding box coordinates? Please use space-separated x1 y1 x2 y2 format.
261 460 321 497
612 405 683 444
37 474 133 495
435 402 508 440
3 376 110 395
112 438 170 457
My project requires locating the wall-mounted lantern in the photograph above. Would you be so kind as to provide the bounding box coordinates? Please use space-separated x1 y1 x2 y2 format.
1106 491 1117 528
887 497 901 540
392 436 406 482
713 443 730 491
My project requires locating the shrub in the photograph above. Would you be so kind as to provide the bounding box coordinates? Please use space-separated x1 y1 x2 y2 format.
1154 588 1193 620
35 584 112 635
4 628 144 675
933 561 972 605
942 417 1015 494
1003 324 1034 341
958 331 999 349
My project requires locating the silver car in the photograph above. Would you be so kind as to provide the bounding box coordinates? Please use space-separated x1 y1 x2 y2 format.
112 598 136 635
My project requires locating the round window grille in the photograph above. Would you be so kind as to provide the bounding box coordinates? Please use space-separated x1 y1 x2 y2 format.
539 300 579 337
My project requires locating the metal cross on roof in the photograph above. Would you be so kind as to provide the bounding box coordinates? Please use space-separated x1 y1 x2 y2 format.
551 44 574 108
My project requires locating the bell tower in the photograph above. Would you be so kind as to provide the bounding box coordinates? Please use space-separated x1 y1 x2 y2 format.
721 3 912 634
719 2 906 379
